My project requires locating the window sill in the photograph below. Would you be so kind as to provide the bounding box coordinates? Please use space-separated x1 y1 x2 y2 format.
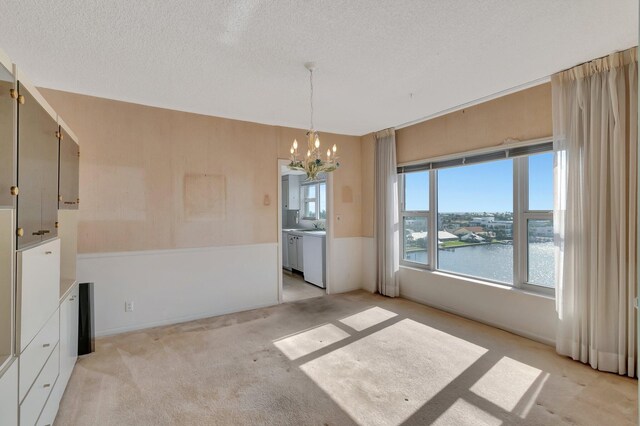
399 265 555 301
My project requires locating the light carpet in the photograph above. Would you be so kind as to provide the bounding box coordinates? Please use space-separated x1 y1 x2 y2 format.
54 291 637 425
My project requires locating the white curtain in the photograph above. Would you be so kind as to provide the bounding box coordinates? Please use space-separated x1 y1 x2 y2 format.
375 128 400 297
553 47 638 376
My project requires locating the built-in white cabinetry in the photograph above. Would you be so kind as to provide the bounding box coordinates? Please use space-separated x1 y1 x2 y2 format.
19 344 58 426
58 285 78 390
0 47 80 426
287 233 304 272
0 360 18 426
282 175 300 210
18 310 59 402
16 239 60 353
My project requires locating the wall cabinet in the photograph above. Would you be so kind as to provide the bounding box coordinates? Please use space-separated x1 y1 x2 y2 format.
282 175 300 210
287 233 304 272
0 61 15 209
16 82 59 250
58 125 79 210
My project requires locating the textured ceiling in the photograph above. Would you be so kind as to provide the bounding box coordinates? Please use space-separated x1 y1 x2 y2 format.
0 1 636 135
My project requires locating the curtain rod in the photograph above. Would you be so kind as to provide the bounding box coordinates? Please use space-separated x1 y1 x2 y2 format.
394 76 551 131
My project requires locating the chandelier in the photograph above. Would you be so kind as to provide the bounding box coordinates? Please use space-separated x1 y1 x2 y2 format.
288 62 339 180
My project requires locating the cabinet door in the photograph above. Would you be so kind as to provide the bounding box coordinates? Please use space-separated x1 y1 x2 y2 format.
282 179 288 209
288 236 297 269
282 232 289 269
0 63 15 208
16 83 59 249
58 127 79 210
288 176 300 210
59 285 79 389
296 236 304 272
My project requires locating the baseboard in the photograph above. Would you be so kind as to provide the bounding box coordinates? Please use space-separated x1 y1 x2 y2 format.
400 292 556 347
95 300 278 337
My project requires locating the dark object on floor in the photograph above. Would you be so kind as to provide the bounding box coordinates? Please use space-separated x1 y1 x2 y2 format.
78 282 95 355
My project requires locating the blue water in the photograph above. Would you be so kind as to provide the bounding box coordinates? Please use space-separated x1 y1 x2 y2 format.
405 242 555 287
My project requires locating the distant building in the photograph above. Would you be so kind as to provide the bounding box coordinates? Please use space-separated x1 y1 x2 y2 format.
460 233 485 243
410 231 458 242
452 226 484 236
470 216 495 226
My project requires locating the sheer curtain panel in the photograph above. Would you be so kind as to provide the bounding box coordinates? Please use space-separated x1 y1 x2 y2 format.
375 128 400 297
553 47 638 376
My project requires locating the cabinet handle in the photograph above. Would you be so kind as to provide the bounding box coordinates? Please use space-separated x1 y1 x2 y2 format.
45 251 52 255
42 343 50 348
43 383 51 388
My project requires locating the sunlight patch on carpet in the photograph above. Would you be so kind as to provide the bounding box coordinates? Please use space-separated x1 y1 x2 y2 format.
339 307 398 331
273 323 350 360
469 356 544 415
432 398 502 426
300 319 488 425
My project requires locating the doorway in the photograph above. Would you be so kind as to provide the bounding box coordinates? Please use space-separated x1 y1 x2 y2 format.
277 159 330 302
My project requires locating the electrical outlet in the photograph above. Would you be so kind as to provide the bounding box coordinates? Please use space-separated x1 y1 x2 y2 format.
125 301 134 312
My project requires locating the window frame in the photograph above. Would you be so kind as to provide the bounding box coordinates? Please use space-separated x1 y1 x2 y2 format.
397 139 556 297
515 155 555 296
301 180 325 221
399 171 433 269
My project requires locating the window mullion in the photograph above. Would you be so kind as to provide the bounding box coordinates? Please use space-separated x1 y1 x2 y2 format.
514 157 528 289
429 169 438 270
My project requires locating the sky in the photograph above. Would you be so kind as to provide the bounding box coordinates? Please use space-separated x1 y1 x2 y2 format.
404 152 553 213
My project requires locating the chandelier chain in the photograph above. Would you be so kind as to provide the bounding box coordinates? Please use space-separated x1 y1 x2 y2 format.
309 68 314 131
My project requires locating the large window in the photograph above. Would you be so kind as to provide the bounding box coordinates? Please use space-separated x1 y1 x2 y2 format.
302 181 326 221
398 142 556 294
437 159 514 283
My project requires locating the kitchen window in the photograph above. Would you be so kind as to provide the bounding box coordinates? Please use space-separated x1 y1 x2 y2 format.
302 181 326 220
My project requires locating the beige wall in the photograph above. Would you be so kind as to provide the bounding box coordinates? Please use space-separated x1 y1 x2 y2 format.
396 83 552 164
360 83 553 239
39 89 362 253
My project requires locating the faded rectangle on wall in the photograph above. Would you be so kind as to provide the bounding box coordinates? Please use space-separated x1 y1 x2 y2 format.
184 173 226 221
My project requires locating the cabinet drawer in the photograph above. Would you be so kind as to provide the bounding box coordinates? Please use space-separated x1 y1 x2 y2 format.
20 345 58 426
36 380 61 426
19 309 59 403
0 360 18 426
17 239 60 352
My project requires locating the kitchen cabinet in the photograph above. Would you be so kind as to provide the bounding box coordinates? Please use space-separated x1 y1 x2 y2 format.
282 231 290 269
287 233 304 272
0 60 15 209
302 233 326 288
16 81 59 250
282 175 300 210
58 123 79 210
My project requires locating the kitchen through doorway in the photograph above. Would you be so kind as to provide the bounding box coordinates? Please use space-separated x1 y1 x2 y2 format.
278 161 328 302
